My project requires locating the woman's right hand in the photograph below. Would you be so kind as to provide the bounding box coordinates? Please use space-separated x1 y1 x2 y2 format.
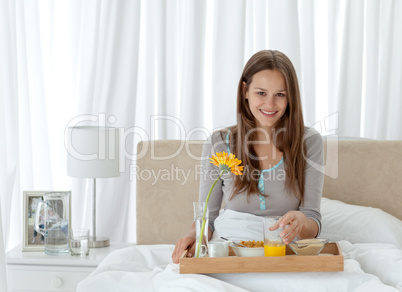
171 233 196 264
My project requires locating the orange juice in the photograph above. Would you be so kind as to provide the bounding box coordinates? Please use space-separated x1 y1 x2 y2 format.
264 244 286 256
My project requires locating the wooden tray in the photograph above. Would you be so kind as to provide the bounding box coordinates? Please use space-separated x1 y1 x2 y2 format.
180 242 343 274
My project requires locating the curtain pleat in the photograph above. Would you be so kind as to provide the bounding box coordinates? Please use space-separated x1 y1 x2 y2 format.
297 0 316 125
377 0 400 139
362 0 381 138
177 1 208 139
211 0 246 129
327 0 343 130
386 0 402 139
337 0 365 137
0 0 17 288
1 0 19 259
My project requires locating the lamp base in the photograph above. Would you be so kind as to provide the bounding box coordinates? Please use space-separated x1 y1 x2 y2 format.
89 236 110 248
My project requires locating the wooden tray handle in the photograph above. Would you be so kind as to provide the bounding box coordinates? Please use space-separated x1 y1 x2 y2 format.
180 249 189 259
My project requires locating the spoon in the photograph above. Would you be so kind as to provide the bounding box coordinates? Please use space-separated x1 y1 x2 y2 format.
220 237 247 247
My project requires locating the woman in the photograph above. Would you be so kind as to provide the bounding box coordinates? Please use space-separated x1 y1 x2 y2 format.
172 50 324 263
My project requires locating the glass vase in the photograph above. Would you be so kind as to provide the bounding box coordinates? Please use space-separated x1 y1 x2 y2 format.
193 202 209 258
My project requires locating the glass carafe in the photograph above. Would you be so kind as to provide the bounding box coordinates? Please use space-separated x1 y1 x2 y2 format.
34 192 70 255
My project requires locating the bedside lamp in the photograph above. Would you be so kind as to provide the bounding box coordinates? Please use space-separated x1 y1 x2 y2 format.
66 126 120 248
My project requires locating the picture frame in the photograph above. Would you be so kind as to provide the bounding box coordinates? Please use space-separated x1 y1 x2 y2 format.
22 191 72 252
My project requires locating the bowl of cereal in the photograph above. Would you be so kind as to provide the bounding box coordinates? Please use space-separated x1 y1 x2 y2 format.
288 238 329 256
230 240 264 257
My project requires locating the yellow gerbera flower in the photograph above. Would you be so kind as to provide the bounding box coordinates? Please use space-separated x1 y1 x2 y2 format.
209 152 243 176
195 152 243 257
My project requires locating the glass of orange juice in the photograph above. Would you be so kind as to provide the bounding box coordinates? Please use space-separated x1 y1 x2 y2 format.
263 216 286 257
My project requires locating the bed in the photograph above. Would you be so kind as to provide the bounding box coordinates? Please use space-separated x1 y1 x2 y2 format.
77 139 402 292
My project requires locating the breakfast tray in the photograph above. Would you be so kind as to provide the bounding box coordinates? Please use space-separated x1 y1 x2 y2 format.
180 242 343 274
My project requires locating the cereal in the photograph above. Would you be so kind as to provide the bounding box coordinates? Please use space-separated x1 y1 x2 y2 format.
239 240 264 248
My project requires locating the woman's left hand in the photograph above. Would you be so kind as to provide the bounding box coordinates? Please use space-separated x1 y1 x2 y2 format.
269 211 307 244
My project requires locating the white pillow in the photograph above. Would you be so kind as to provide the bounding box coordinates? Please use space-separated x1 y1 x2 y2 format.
320 197 402 248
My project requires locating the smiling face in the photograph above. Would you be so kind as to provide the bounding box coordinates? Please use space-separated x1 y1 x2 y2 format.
244 69 288 134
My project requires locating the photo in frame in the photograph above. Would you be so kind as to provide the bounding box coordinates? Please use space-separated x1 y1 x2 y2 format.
22 191 72 252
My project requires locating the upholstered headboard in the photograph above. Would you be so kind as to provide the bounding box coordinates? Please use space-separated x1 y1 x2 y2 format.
136 140 402 244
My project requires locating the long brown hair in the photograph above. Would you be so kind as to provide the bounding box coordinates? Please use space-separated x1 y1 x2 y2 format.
227 50 306 201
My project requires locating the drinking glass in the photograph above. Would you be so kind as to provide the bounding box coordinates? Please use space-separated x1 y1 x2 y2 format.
263 216 286 256
70 228 90 256
193 202 209 258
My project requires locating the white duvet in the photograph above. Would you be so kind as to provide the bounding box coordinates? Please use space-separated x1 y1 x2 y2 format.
76 242 402 292
77 200 402 292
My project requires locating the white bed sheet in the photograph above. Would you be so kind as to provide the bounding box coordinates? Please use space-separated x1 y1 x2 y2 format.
78 203 402 292
76 243 401 292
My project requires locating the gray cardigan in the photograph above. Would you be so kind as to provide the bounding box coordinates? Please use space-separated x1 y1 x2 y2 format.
199 127 324 235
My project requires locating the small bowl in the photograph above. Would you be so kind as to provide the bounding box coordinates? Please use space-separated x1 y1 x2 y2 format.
288 238 329 256
230 244 264 257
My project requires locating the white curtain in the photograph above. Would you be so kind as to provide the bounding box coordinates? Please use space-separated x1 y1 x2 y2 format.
1 3 402 281
1 0 19 290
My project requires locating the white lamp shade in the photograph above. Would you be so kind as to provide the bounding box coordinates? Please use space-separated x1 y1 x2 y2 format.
66 126 120 178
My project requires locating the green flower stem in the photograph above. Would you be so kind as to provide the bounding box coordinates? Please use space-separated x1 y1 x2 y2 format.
196 171 224 257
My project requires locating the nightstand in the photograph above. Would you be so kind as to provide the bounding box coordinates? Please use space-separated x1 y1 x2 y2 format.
6 242 132 292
